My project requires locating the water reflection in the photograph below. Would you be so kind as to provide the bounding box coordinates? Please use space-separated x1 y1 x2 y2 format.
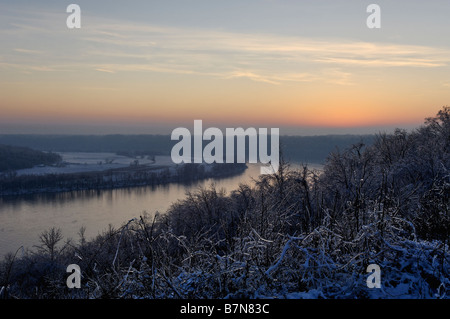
0 179 202 207
0 164 263 257
0 163 322 258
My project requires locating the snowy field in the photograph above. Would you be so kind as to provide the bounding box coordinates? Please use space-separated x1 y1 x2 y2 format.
16 152 175 176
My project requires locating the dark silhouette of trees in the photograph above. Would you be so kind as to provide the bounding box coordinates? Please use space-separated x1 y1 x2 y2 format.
36 228 64 262
0 144 61 172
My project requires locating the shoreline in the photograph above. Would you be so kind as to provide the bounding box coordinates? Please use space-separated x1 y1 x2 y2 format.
0 162 248 197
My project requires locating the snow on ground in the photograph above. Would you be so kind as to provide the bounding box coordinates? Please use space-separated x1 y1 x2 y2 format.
16 153 175 176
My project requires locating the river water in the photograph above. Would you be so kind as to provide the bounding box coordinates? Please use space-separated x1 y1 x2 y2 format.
0 163 321 258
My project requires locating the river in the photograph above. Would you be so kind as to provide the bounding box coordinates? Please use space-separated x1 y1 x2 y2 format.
0 163 322 258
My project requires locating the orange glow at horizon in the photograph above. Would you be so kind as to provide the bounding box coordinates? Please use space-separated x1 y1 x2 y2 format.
0 61 446 132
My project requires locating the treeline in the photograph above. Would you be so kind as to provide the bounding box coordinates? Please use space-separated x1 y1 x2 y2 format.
0 144 61 172
0 163 247 196
0 135 171 155
0 133 375 164
0 107 448 299
281 134 375 163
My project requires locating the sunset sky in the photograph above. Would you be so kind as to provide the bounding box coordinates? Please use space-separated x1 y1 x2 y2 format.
1 0 449 135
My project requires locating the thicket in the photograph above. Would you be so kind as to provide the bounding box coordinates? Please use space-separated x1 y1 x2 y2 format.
0 107 448 299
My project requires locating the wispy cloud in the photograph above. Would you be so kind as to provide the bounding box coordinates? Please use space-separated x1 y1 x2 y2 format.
14 48 45 55
315 56 446 68
0 62 63 72
76 19 450 86
1 7 450 86
225 71 282 85
95 68 115 74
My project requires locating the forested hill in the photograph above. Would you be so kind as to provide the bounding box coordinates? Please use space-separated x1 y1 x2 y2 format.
0 144 62 172
280 134 375 163
0 134 375 164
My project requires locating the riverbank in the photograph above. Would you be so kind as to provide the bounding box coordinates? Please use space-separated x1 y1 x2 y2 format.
0 153 247 196
0 163 261 259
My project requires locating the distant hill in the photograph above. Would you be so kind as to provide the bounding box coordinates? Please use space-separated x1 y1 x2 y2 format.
0 134 376 165
0 135 171 155
0 144 62 172
280 134 375 163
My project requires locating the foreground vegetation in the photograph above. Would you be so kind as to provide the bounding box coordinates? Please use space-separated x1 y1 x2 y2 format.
0 107 448 299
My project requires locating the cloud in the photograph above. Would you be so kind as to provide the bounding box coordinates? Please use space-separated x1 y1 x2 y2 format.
77 19 450 85
95 68 115 73
0 62 61 72
225 71 282 85
315 57 445 68
14 48 45 55
1 7 450 85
